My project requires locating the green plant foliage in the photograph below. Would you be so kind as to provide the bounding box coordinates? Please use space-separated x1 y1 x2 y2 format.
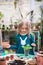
40 20 43 46
4 50 8 55
14 1 16 9
22 44 32 50
0 12 3 20
36 0 42 1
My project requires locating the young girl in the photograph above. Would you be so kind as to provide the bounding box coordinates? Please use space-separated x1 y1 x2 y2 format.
3 21 36 55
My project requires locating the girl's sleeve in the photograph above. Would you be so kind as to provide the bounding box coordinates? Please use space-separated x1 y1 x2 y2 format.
30 33 35 43
10 34 19 49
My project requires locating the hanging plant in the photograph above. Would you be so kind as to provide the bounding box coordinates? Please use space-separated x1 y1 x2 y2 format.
0 12 3 29
14 0 17 9
0 12 3 20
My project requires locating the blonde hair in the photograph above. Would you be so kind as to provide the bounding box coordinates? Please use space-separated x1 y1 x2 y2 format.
18 20 31 34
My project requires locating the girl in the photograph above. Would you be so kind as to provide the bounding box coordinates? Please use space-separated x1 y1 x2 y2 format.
3 21 36 55
10 21 36 55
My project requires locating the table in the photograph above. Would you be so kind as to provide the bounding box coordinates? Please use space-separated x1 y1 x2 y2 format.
0 53 37 65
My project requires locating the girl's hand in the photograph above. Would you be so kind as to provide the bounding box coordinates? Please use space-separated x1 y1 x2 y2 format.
4 43 10 48
2 41 10 48
31 43 36 47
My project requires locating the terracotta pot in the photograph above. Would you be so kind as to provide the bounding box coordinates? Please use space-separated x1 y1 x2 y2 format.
10 55 14 60
9 24 13 29
5 56 10 61
36 51 43 65
0 59 6 65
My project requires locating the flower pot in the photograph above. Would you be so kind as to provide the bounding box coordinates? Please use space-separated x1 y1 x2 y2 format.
10 55 14 60
14 25 17 29
9 24 13 29
36 51 43 65
0 59 6 65
24 49 29 56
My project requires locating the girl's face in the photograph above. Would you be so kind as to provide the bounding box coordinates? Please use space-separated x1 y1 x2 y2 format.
20 23 28 35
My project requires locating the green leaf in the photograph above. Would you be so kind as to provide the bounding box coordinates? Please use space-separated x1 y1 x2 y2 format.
0 12 3 20
26 44 30 47
4 50 8 54
22 44 32 50
22 46 25 48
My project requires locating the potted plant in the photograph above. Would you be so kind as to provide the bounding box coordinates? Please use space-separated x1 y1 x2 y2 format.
22 44 32 56
0 12 3 20
14 0 17 9
6 27 10 35
14 22 17 29
0 12 4 29
40 5 43 47
36 0 42 1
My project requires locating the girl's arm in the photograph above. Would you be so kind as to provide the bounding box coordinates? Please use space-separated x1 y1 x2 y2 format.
10 34 19 50
30 33 36 47
2 41 10 48
10 44 18 49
